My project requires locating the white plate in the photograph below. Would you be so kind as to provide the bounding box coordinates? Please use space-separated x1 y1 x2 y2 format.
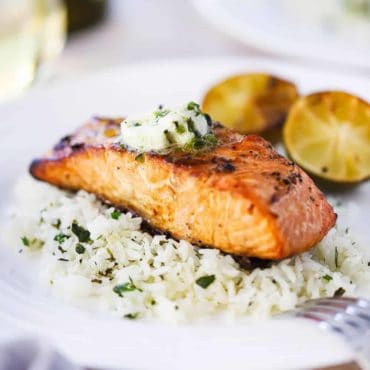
192 0 370 69
0 57 369 370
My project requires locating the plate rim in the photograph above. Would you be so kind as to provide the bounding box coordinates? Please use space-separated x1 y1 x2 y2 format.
2 56 369 369
191 0 370 70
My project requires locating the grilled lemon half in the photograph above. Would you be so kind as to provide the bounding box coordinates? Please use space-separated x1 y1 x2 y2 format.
283 91 370 183
202 73 298 134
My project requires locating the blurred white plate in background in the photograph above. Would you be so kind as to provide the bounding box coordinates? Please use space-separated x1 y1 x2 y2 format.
192 0 370 69
0 57 369 369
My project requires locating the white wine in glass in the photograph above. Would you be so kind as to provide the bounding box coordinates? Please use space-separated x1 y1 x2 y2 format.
0 0 39 101
36 0 66 63
0 0 66 102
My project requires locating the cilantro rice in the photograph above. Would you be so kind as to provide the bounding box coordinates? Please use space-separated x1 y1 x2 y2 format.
3 176 370 323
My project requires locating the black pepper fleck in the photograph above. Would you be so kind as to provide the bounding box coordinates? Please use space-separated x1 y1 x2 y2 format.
270 194 279 204
71 143 85 151
212 157 236 173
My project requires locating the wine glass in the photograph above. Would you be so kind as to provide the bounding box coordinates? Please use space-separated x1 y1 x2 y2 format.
0 0 66 102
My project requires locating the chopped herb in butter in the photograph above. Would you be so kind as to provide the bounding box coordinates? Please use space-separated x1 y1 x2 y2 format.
120 102 216 152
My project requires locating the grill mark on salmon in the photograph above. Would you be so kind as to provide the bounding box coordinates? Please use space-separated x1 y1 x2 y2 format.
30 117 336 260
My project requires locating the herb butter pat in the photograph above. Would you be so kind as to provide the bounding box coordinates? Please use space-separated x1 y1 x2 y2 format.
120 102 212 152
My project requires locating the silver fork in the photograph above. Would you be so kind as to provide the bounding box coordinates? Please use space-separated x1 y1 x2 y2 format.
287 297 370 367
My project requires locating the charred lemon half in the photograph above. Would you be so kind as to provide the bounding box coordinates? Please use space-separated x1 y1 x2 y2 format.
283 91 370 183
202 73 298 134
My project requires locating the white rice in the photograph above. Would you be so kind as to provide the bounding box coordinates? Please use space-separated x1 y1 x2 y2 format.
2 176 370 323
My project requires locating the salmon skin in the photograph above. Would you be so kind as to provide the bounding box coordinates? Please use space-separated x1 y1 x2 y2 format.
30 117 336 260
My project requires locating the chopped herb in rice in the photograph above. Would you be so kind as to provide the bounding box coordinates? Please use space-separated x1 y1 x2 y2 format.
322 274 333 282
71 222 91 243
196 275 216 289
54 233 70 244
111 209 121 220
75 243 86 254
3 177 369 323
113 278 141 297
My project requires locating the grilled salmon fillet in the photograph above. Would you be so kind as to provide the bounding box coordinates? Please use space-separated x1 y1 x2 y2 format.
30 117 336 259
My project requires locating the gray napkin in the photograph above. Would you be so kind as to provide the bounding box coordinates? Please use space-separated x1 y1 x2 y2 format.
0 339 82 370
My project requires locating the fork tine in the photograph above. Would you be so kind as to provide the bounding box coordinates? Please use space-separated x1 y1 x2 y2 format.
346 307 370 323
296 311 357 340
305 306 370 330
318 303 370 322
288 296 370 362
301 300 370 321
306 297 370 307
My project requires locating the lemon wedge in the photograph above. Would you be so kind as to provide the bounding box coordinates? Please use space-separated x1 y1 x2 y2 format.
202 73 298 134
283 91 370 183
